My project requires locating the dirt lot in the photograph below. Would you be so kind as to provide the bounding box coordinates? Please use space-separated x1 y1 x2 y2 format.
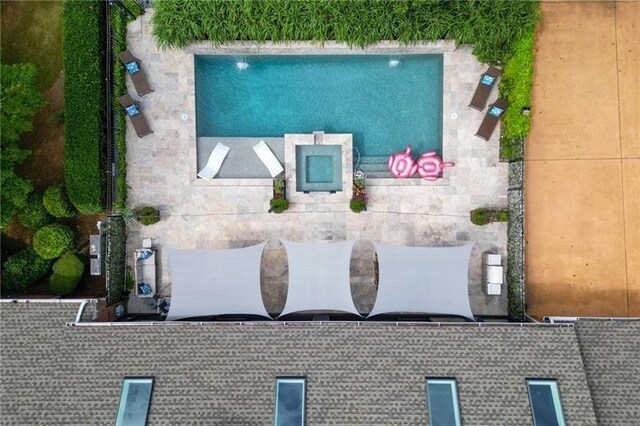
525 1 639 318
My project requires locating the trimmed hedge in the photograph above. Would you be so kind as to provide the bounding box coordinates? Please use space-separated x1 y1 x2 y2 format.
43 184 76 218
152 0 539 65
18 192 52 229
62 0 105 214
1 248 52 294
111 7 129 212
105 215 127 305
49 252 84 295
32 224 75 260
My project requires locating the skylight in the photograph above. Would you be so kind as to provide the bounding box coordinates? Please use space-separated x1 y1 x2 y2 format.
527 379 566 426
274 377 306 426
115 377 154 426
426 378 462 426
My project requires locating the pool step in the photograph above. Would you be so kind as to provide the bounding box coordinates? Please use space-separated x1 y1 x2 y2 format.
357 156 392 178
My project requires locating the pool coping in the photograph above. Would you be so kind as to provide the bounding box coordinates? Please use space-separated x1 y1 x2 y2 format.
187 41 457 188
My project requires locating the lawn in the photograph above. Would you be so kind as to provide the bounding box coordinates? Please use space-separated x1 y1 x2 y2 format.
1 0 105 298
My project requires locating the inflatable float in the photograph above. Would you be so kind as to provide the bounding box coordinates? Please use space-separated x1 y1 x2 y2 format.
388 145 418 178
416 151 455 181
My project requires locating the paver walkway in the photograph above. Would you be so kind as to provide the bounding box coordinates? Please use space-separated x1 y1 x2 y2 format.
525 1 639 318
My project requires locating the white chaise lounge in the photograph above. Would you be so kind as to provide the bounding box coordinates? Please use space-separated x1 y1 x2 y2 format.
197 142 229 179
253 140 284 177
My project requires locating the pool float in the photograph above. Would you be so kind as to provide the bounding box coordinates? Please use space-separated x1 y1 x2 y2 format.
416 151 455 181
388 145 418 178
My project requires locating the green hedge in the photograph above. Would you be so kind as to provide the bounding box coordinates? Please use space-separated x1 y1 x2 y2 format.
43 184 76 218
1 248 52 294
152 0 539 64
49 252 84 295
62 0 105 214
500 26 536 160
111 7 129 211
18 192 52 229
32 224 75 260
105 215 127 305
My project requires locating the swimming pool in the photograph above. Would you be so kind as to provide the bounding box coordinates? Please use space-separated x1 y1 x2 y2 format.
195 54 443 158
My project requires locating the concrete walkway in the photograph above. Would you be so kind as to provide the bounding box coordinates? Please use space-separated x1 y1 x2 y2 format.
525 1 639 318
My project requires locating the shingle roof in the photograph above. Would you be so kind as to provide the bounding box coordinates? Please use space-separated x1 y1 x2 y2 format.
0 301 617 425
575 319 640 426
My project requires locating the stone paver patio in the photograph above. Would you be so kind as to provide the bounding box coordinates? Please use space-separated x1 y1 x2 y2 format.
125 12 509 316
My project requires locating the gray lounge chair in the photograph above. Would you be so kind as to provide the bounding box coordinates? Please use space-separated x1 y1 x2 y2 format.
118 94 152 138
475 99 509 141
469 66 501 111
120 50 153 96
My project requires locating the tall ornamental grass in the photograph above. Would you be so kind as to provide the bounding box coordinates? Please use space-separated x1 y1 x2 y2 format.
152 0 539 65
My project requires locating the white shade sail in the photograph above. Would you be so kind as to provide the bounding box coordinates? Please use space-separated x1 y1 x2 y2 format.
369 243 475 320
166 243 270 320
279 240 360 317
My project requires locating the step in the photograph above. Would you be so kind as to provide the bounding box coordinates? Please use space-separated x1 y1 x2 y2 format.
359 162 389 173
358 155 389 164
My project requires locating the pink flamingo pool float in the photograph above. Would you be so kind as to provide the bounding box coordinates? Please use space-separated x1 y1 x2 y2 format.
416 151 455 181
388 145 418 178
388 146 454 180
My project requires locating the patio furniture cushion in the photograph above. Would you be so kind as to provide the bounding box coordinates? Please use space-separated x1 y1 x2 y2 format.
481 74 496 85
125 61 140 74
125 104 140 117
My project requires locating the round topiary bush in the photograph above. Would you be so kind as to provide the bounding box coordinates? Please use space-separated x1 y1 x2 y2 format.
43 184 76 218
49 252 84 295
18 192 52 229
136 206 160 225
470 208 492 226
1 248 52 293
350 197 367 213
269 197 289 214
32 224 75 259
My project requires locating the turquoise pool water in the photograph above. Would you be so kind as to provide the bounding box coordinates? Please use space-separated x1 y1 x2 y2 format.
195 55 443 157
295 145 342 192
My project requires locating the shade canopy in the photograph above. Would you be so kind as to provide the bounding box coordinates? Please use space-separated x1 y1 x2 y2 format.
279 240 360 317
166 243 270 320
369 243 475 320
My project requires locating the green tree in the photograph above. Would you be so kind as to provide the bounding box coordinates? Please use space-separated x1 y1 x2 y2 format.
0 63 45 229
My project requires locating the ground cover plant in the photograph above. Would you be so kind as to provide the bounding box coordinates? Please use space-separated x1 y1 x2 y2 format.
62 0 105 214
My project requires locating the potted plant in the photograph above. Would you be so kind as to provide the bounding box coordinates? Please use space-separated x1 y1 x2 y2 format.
269 178 289 214
350 177 367 213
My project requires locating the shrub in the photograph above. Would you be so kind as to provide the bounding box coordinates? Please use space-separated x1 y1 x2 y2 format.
152 0 539 64
62 0 105 214
32 224 75 259
470 208 509 226
136 206 160 225
269 198 290 214
18 192 52 229
350 197 367 213
0 63 43 229
49 252 84 295
43 184 76 218
1 248 52 293
500 26 536 149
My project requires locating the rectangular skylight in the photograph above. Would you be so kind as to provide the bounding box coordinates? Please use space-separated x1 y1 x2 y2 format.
527 380 566 426
426 378 462 426
115 377 154 426
274 377 306 426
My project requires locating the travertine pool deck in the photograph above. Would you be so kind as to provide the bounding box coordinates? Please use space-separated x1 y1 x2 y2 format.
124 12 509 316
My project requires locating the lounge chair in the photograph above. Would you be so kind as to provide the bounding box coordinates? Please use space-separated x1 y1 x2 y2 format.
118 94 152 138
198 142 230 179
469 66 501 111
475 99 509 141
119 50 153 96
253 140 284 177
